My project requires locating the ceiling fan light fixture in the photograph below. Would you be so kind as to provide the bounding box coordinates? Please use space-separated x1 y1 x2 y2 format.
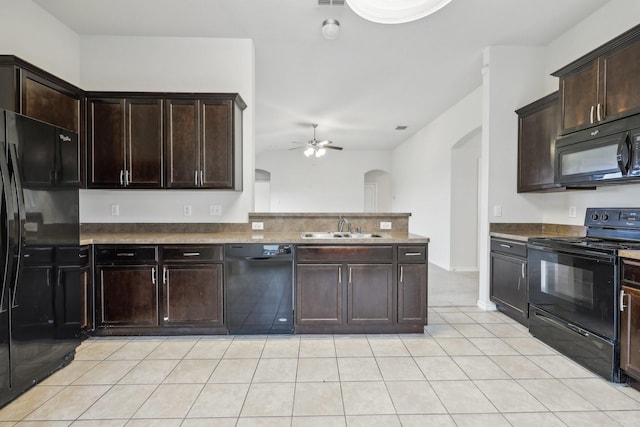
316 148 327 157
321 19 341 39
346 0 453 24
304 147 315 157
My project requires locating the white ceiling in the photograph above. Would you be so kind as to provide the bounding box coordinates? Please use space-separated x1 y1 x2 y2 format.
33 0 609 153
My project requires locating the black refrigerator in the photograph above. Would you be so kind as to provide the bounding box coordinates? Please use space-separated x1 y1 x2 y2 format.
0 109 81 407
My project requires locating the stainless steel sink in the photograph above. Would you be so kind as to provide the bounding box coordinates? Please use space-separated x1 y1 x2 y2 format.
300 232 386 239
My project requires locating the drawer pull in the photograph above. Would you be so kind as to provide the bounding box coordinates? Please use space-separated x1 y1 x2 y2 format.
621 289 627 312
403 252 422 256
499 244 512 249
182 252 201 257
400 266 404 283
117 252 135 257
79 254 88 259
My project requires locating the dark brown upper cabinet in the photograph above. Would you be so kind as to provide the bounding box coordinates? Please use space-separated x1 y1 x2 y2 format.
165 95 245 190
0 55 84 184
553 24 640 134
516 92 562 192
87 96 163 189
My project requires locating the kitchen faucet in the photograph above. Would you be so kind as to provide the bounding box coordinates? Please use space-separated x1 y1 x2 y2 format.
338 217 351 233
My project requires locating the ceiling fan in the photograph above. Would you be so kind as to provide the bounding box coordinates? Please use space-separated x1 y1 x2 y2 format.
289 124 343 157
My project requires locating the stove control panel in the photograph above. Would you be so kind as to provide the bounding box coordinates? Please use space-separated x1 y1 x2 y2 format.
585 208 640 228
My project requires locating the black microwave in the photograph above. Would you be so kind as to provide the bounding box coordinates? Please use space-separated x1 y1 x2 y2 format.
555 114 640 186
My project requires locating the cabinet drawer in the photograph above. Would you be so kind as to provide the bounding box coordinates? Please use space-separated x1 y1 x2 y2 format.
23 247 55 265
397 246 427 263
95 245 158 264
622 259 640 287
163 245 223 263
56 246 90 266
490 238 527 258
297 245 393 263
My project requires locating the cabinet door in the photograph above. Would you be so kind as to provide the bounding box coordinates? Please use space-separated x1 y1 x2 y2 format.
560 61 599 133
87 98 125 187
97 265 158 326
517 93 561 192
621 285 640 379
347 264 393 324
55 266 82 338
602 40 640 122
296 264 343 325
162 264 223 326
490 253 528 319
127 99 163 188
398 263 427 323
21 71 81 133
200 99 233 188
165 99 199 188
13 265 55 338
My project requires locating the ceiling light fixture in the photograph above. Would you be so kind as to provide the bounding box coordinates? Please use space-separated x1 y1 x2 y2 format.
321 19 341 39
346 0 453 24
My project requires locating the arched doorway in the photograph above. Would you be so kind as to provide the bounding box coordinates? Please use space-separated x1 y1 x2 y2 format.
364 170 391 212
255 169 271 212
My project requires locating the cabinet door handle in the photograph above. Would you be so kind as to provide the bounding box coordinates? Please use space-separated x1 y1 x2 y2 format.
597 103 603 122
400 266 404 283
349 267 352 284
338 266 342 284
163 266 168 284
183 252 201 257
590 105 595 124
403 252 422 256
194 170 199 186
120 170 125 186
125 170 130 186
151 267 157 285
165 277 170 321
521 263 526 279
620 289 627 312
200 170 204 186
499 244 512 249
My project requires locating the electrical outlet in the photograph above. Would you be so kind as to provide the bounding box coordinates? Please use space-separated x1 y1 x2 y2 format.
494 205 502 217
210 204 222 216
110 204 120 216
380 222 392 230
183 205 192 217
569 206 577 218
252 222 264 230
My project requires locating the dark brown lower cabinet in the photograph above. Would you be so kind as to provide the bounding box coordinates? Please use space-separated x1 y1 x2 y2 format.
621 259 640 382
296 245 426 334
162 264 223 326
398 263 427 323
490 238 528 325
348 264 393 324
296 264 343 325
97 266 159 327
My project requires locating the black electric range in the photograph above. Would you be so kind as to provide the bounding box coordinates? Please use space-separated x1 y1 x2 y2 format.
527 207 640 382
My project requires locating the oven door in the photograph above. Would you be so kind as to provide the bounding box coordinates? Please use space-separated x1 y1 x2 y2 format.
527 243 617 339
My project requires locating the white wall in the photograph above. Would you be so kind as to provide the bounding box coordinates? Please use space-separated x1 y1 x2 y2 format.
256 150 391 213
79 36 255 223
0 0 80 84
450 129 481 271
391 87 482 269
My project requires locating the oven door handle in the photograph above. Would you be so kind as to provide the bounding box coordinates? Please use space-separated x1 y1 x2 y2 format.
527 244 616 263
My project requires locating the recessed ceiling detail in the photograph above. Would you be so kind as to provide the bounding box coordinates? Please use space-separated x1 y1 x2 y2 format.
318 0 345 6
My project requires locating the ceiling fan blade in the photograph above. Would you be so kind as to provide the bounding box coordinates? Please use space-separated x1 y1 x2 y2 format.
325 145 343 150
288 145 306 151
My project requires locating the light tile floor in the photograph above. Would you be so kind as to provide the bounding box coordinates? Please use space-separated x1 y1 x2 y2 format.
0 306 639 426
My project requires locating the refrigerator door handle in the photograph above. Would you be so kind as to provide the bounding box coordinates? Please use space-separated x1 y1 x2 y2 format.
8 145 26 308
0 147 14 314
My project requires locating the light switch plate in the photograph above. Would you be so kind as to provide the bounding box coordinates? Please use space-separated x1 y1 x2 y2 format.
210 204 222 216
380 222 392 230
493 205 502 217
110 204 120 216
569 206 577 218
183 205 192 217
252 222 264 230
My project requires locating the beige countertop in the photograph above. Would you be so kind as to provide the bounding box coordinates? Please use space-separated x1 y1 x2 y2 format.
80 231 430 246
620 250 640 261
489 223 586 242
489 231 584 242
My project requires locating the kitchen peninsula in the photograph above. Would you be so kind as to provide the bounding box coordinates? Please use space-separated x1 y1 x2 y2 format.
81 212 429 337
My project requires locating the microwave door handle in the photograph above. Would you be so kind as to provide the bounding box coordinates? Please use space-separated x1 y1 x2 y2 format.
617 133 631 175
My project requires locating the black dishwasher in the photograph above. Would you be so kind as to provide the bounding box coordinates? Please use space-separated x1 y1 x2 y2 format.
224 244 294 334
